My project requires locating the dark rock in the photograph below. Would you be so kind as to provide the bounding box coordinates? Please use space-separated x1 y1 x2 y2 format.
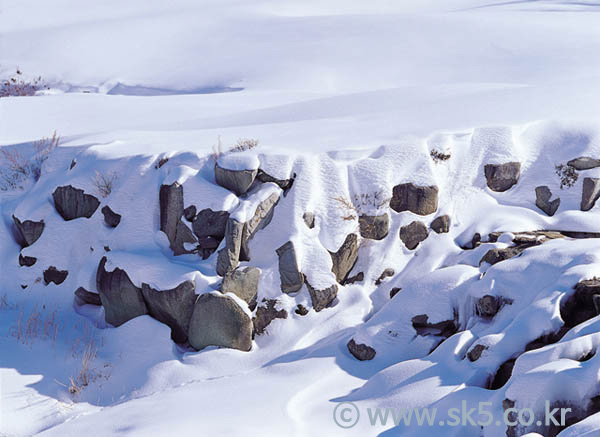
141 281 196 343
12 216 44 247
343 272 364 285
20 284 27 289
159 183 196 255
69 159 76 170
252 299 288 335
101 205 121 227
491 359 516 389
18 254 37 267
411 314 457 338
390 287 402 298
475 295 511 319
221 266 260 309
347 338 376 361
43 266 68 285
188 293 253 351
568 156 600 170
430 215 450 233
74 287 102 306
104 245 111 252
390 183 438 215
399 221 429 250
561 278 600 328
359 214 389 240
467 344 488 362
155 157 169 169
216 219 245 276
306 280 338 312
295 304 309 316
375 268 395 285
303 212 315 229
330 234 359 283
535 186 560 216
183 205 197 222
558 230 600 239
53 185 100 220
487 232 502 243
96 257 148 327
256 169 295 192
214 163 257 196
463 232 482 250
480 247 523 266
276 241 304 293
581 177 600 211
239 192 280 261
193 208 230 240
484 162 521 192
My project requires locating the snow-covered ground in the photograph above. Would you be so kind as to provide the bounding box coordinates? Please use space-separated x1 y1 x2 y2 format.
3 1 600 436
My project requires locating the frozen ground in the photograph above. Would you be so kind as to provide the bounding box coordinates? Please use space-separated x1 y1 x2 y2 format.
2 1 600 436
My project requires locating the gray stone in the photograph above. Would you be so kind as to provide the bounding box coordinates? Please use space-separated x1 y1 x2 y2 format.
375 268 394 285
411 314 457 338
18 254 36 267
53 185 100 220
359 214 389 240
141 281 196 343
159 183 196 255
303 212 315 229
256 169 295 192
347 338 376 361
192 209 229 240
74 287 102 306
214 163 257 196
581 177 600 211
216 218 245 276
43 266 68 285
188 293 253 351
330 234 359 283
221 266 260 309
276 241 304 293
467 344 488 362
183 205 196 222
240 192 280 260
568 156 600 171
252 299 288 335
390 183 438 215
101 205 121 227
96 256 148 327
479 247 522 265
399 221 429 250
306 280 338 312
430 215 450 233
12 216 44 247
535 186 560 216
484 162 521 192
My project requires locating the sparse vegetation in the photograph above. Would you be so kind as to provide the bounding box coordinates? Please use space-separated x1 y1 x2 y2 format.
333 191 390 221
555 163 578 189
93 170 118 197
0 68 48 97
230 138 259 152
68 337 98 395
9 304 60 346
430 149 451 163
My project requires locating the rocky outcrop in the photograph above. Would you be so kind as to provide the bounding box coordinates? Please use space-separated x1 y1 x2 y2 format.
253 299 288 335
306 280 338 312
18 254 36 267
359 214 389 240
568 156 600 170
188 293 253 351
141 281 196 343
12 216 44 247
43 266 68 285
390 183 438 215
303 212 315 229
375 268 394 285
581 177 600 211
276 241 304 293
74 287 102 306
330 233 359 283
214 163 257 196
480 247 522 266
96 257 148 327
256 169 295 192
535 186 560 216
216 218 245 276
399 221 429 250
484 162 521 192
411 314 457 338
159 182 196 255
192 208 229 259
52 185 100 220
101 205 121 227
221 266 260 309
347 338 376 361
430 215 450 233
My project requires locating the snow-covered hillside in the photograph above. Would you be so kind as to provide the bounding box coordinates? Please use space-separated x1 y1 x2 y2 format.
3 1 600 437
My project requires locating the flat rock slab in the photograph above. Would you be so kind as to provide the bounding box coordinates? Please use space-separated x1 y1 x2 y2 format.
568 156 600 170
53 185 100 220
390 183 438 215
214 163 257 196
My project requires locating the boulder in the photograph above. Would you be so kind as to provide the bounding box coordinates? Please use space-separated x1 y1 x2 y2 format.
561 278 600 328
192 209 229 240
159 183 196 255
390 183 438 215
303 212 315 229
252 299 288 335
467 344 488 362
52 185 100 220
484 162 521 192
347 338 376 361
214 163 257 196
295 304 309 316
430 215 450 233
188 293 253 351
475 295 508 319
535 186 560 216
389 287 402 298
96 256 148 327
183 205 196 222
74 287 102 306
306 280 338 312
375 268 394 285
256 169 295 192
12 216 44 247
221 266 260 309
399 221 429 250
276 241 304 293
43 266 68 285
18 254 36 266
216 218 245 276
329 233 359 283
141 281 196 343
581 177 600 211
359 214 389 240
411 314 457 338
568 156 600 170
101 205 121 227
480 247 522 266
239 192 280 261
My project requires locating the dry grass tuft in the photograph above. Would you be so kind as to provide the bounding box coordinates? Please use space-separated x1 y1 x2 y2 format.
93 170 118 198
